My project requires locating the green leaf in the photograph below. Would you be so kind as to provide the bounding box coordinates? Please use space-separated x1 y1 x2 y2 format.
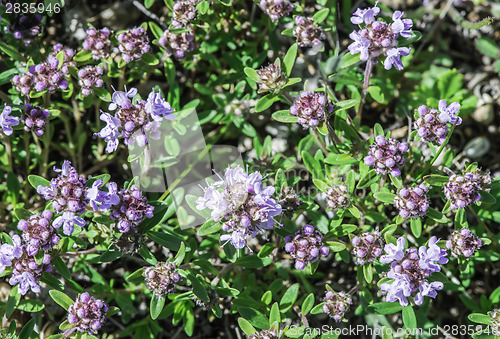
197 220 222 236
337 52 360 70
186 274 210 303
173 242 186 266
280 283 299 313
367 86 388 104
271 110 298 123
145 0 155 8
125 268 144 284
255 94 279 112
281 28 294 37
19 319 35 339
148 21 164 40
237 307 269 330
402 305 417 329
142 53 159 65
150 294 166 320
468 313 492 325
301 293 315 316
139 246 158 265
261 290 273 305
363 264 373 283
54 257 72 280
476 38 499 58
390 174 403 189
6 285 20 318
283 43 298 76
424 174 449 186
479 190 496 204
49 290 74 310
27 175 50 190
147 230 185 251
310 302 324 314
373 192 397 204
244 67 259 81
427 208 449 223
106 306 120 317
269 302 280 326
324 153 357 165
410 218 422 238
335 99 359 111
197 0 209 14
236 255 272 268
312 8 329 24
238 317 257 335
14 208 33 221
17 299 45 312
73 50 92 63
99 250 123 263
325 241 346 252
41 273 64 291
368 302 403 315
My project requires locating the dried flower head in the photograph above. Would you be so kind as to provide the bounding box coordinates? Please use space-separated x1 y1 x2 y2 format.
326 185 350 209
284 225 329 270
488 309 500 336
256 61 287 94
144 261 180 296
364 135 408 177
293 16 324 47
259 0 294 22
322 290 352 322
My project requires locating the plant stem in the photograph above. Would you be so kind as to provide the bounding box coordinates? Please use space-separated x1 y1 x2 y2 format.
312 129 328 156
356 59 373 125
1 132 13 171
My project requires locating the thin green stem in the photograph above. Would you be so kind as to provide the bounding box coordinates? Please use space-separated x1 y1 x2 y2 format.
356 59 373 125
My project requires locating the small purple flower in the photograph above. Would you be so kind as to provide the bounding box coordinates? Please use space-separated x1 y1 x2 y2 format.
67 293 108 335
259 0 294 22
414 101 462 145
96 112 121 153
158 28 195 59
394 184 430 219
437 99 462 125
86 180 120 212
0 104 20 136
0 235 23 274
144 261 180 296
18 211 59 256
78 65 104 97
351 231 385 265
322 290 352 322
443 168 491 211
446 228 482 259
293 16 324 47
380 236 406 264
418 236 448 272
117 27 150 63
109 86 137 111
348 4 413 70
22 104 50 136
109 184 154 234
196 165 282 251
284 224 329 270
289 91 332 129
83 27 112 61
53 211 86 236
9 250 52 295
145 88 176 121
326 185 350 209
364 135 408 177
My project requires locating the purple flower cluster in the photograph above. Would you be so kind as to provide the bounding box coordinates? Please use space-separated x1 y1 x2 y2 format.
78 66 104 97
172 0 199 28
256 62 287 94
322 290 352 322
12 44 75 95
86 180 120 212
17 211 59 256
446 228 482 259
117 27 150 63
284 225 329 270
1 104 19 136
196 165 282 250
10 251 52 295
22 104 50 136
96 87 175 152
0 235 23 275
348 4 413 70
380 236 448 306
414 100 462 144
443 168 492 211
259 0 294 22
67 293 108 336
394 184 430 219
326 184 350 209
109 184 154 233
293 16 324 47
351 231 384 265
364 135 408 177
144 261 180 296
83 27 113 61
158 28 195 58
290 91 331 129
37 161 88 236
5 12 43 45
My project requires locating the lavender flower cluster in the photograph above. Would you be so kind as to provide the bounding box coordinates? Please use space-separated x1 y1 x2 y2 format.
326 184 351 209
364 135 408 177
96 87 175 152
0 104 19 136
78 65 104 97
380 236 448 306
259 0 294 22
446 228 482 259
322 290 352 322
290 91 332 129
82 27 113 60
144 261 180 296
351 231 384 265
443 168 491 211
17 211 59 256
158 28 195 59
348 4 413 70
172 0 199 28
293 16 324 47
67 293 108 336
284 225 329 270
196 165 282 250
414 100 462 144
117 27 151 63
21 104 50 136
394 184 430 219
12 44 75 95
109 184 154 234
